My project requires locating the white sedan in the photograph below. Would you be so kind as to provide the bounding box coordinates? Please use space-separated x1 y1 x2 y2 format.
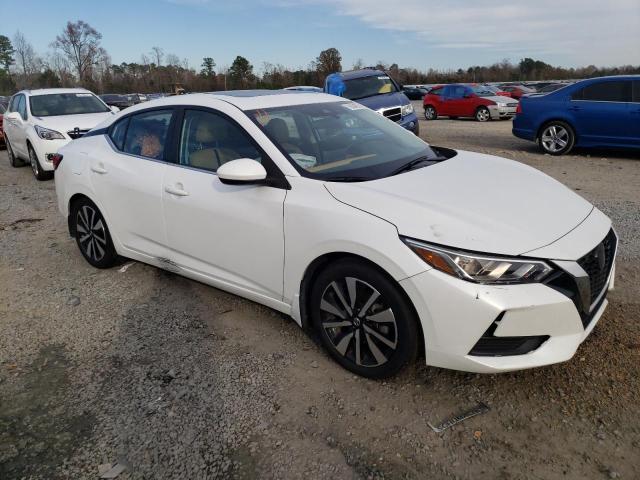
54 91 616 378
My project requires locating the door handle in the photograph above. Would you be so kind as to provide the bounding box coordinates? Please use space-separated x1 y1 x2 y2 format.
164 185 189 196
568 106 581 111
631 109 640 115
91 164 108 174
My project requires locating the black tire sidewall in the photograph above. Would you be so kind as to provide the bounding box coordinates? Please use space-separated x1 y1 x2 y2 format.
424 106 437 120
476 107 490 122
71 198 118 269
310 259 419 379
28 144 52 180
538 121 575 155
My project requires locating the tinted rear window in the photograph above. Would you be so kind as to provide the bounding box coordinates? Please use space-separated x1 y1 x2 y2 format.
572 81 631 102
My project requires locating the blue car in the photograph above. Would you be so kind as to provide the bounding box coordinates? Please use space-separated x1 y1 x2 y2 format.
324 69 419 135
513 75 640 155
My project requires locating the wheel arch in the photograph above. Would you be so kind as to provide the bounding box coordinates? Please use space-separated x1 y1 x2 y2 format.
298 251 425 356
535 117 577 142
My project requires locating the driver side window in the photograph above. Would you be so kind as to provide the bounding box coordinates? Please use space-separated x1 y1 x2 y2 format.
179 110 261 173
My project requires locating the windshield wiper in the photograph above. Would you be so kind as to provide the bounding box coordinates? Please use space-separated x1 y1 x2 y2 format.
324 175 370 182
389 155 444 176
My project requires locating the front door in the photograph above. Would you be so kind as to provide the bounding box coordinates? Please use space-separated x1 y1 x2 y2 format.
5 94 28 156
162 107 286 300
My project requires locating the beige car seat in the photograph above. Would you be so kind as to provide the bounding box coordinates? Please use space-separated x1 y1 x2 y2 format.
189 121 239 171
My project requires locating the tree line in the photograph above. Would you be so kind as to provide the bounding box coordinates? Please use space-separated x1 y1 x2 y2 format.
1 20 639 96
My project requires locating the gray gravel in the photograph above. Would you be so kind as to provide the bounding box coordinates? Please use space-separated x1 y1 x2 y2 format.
1 116 640 480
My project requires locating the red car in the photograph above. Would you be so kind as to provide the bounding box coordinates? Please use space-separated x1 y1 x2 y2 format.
423 84 519 122
499 85 536 100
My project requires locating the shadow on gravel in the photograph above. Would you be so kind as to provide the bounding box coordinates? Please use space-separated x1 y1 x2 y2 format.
0 345 94 479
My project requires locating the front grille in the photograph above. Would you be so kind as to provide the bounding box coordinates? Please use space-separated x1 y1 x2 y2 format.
577 229 617 307
382 107 402 122
67 129 90 140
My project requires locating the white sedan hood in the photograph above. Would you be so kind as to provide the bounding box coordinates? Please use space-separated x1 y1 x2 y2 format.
33 112 115 134
483 95 517 104
325 150 593 256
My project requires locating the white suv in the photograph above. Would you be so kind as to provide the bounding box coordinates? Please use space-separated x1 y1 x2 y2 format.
3 88 117 180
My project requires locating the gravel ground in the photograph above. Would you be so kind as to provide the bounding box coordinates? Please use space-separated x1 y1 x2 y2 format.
1 114 639 479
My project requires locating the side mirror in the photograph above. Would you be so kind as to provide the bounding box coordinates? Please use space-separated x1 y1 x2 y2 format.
110 106 120 113
5 111 20 120
217 158 267 185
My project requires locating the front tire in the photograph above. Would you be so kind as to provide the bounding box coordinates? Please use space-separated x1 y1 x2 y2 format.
71 198 118 269
311 259 419 379
28 144 53 180
538 121 575 155
423 106 437 120
475 106 490 122
6 138 23 167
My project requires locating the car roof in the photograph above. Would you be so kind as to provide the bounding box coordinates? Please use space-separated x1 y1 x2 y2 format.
118 91 347 112
17 88 94 97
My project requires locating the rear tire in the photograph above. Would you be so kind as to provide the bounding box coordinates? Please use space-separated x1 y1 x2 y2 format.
310 259 419 379
423 106 437 120
71 197 118 269
537 121 575 155
6 138 23 167
28 144 53 180
475 107 490 122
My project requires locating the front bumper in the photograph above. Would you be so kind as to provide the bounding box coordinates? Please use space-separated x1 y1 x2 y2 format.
30 137 71 171
401 266 612 373
488 104 518 120
398 113 419 135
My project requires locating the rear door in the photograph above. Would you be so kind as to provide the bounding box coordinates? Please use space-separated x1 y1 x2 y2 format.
89 108 174 259
569 80 633 146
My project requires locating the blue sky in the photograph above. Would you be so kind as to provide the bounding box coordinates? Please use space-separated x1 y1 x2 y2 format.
1 0 639 73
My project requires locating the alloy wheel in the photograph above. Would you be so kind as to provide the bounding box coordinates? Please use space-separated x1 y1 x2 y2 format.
7 140 16 165
541 125 569 153
424 107 436 120
476 108 490 122
76 205 108 262
319 277 398 367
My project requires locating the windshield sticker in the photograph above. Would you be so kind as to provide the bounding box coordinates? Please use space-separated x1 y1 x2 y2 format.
377 76 390 80
290 153 317 169
76 93 93 97
342 102 367 111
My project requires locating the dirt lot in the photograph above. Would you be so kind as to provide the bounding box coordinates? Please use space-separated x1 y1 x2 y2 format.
1 114 639 480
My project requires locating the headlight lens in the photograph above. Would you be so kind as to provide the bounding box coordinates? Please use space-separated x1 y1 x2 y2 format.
496 102 507 107
402 238 553 284
35 125 65 140
401 103 414 116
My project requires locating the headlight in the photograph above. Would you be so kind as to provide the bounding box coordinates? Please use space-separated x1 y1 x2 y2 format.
496 102 507 107
401 103 414 116
35 125 65 140
402 238 553 284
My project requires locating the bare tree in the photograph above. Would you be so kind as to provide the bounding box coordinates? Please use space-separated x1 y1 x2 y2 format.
165 53 180 67
150 46 164 66
51 20 104 82
13 31 40 77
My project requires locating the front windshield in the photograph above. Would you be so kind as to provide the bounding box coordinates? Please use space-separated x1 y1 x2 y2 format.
30 93 110 117
343 75 398 101
249 101 440 181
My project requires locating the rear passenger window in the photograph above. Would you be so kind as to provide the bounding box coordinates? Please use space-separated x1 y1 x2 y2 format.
109 117 129 150
572 81 631 102
122 110 173 160
178 110 261 172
